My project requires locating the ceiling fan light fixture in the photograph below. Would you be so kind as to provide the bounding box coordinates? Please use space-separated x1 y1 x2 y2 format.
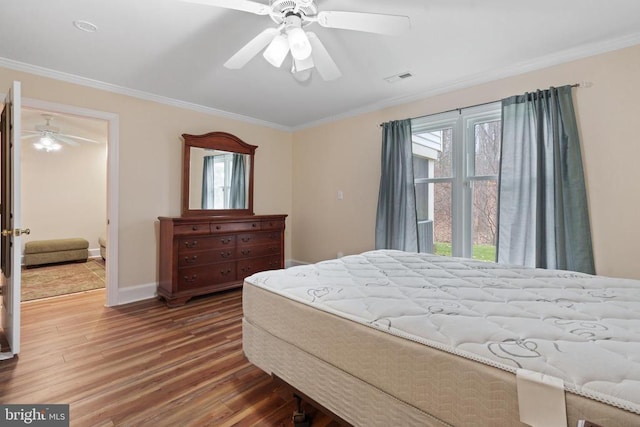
284 15 312 60
293 55 314 72
292 57 313 83
263 33 289 67
292 68 312 83
34 135 62 152
288 27 311 60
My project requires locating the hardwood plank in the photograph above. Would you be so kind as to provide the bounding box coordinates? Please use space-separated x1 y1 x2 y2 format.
0 289 345 426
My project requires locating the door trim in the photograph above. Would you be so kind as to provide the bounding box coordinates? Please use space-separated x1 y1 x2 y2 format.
22 97 119 307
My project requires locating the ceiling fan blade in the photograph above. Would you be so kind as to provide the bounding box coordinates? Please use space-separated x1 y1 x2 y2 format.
316 11 410 35
58 133 101 144
181 0 270 15
224 27 280 69
53 135 80 146
21 133 41 140
306 32 341 81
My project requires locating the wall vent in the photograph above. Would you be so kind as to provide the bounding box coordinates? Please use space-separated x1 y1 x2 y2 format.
384 72 413 83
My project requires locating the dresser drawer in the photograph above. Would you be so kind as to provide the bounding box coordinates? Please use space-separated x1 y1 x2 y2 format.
237 243 281 259
261 219 285 230
238 255 282 278
210 221 260 233
174 222 211 235
177 235 236 253
237 231 281 246
178 262 237 290
178 249 235 267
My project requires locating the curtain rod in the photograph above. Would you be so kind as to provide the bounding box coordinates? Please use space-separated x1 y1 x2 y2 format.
379 82 585 127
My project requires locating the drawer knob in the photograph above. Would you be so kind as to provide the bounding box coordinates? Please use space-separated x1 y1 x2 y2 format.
241 249 251 256
183 274 198 283
184 240 198 248
192 225 199 231
215 225 221 230
221 251 232 258
221 238 232 244
241 237 251 243
184 255 198 264
252 223 257 228
220 269 232 276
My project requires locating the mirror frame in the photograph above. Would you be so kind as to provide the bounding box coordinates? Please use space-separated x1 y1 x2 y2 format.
182 131 257 217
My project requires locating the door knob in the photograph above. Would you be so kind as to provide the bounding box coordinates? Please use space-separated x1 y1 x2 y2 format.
1 228 30 236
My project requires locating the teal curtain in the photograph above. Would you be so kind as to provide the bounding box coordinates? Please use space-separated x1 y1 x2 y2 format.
201 155 215 209
230 154 246 209
375 119 419 251
497 85 595 274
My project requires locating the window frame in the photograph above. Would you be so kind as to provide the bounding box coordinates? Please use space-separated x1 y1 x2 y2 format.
412 102 501 258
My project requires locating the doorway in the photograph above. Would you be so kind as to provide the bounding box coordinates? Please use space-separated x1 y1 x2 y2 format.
21 97 119 306
21 107 107 300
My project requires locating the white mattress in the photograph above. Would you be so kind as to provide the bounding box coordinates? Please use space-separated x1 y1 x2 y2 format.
244 250 640 418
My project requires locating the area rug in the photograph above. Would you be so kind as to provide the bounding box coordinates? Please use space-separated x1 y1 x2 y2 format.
21 258 105 302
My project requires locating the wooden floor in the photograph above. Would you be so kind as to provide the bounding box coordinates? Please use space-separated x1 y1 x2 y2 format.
0 289 343 427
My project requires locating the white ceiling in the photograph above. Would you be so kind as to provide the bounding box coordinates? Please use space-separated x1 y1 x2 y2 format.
2 0 640 130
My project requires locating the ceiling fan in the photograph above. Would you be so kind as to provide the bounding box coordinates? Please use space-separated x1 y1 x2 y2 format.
184 0 411 81
22 114 101 152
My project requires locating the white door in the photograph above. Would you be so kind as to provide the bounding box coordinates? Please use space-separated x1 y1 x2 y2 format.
1 81 24 358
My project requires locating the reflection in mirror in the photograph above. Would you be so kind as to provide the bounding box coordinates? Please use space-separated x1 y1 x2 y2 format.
188 148 250 210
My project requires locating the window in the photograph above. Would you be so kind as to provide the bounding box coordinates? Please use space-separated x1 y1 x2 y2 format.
203 153 234 209
412 103 501 261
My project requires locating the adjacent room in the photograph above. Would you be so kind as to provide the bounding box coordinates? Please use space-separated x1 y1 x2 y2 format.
1 1 639 426
20 108 108 302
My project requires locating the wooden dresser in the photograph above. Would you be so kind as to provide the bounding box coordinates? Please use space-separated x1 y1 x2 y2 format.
158 214 286 307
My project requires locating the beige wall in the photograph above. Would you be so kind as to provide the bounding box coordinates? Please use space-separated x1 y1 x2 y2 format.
21 130 107 252
2 42 639 297
0 67 293 292
292 44 640 280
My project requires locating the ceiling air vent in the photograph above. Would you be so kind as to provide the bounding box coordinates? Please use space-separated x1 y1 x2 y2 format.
384 72 413 83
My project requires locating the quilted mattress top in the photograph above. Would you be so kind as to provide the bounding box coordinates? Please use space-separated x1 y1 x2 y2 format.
245 250 640 415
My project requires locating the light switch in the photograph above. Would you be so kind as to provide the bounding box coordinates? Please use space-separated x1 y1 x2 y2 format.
337 190 344 200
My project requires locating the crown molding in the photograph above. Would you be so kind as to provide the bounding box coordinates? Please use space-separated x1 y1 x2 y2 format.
3 31 639 133
292 33 640 131
0 57 292 133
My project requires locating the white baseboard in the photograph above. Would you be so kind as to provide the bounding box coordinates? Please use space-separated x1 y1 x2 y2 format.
116 282 157 305
88 248 101 258
114 260 304 306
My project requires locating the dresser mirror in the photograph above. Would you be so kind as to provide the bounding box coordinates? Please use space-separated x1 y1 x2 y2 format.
182 132 256 216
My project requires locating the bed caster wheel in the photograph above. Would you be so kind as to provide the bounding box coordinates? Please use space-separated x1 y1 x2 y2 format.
292 394 311 427
293 411 310 427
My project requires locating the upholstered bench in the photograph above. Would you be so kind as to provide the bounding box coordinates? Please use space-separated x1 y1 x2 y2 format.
99 234 107 261
24 238 89 268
